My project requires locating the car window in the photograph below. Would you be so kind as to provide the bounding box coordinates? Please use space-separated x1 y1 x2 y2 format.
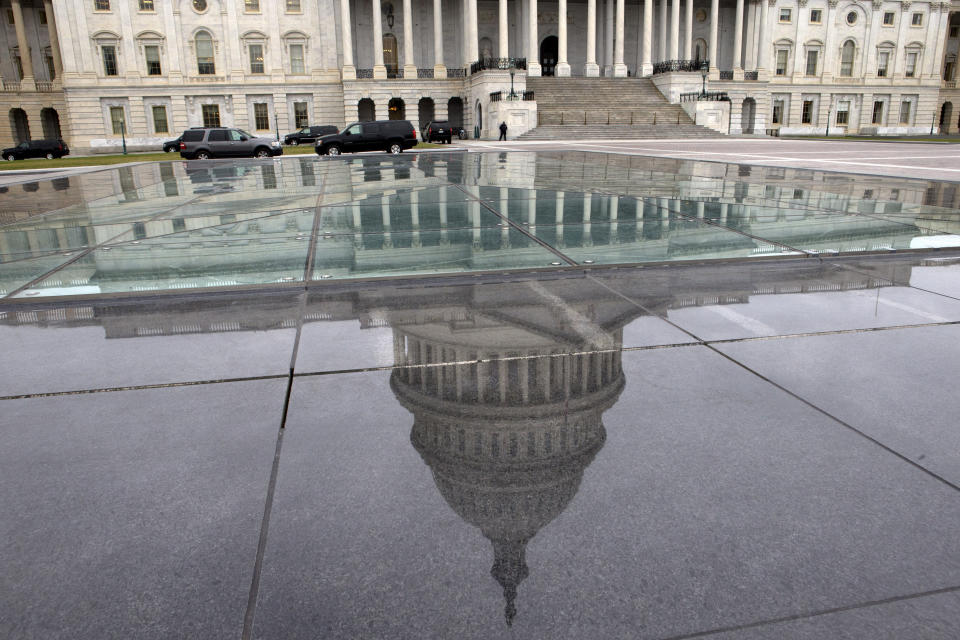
361 123 378 135
207 130 229 142
18 142 29 149
182 130 205 142
300 127 311 134
236 129 254 139
346 124 362 135
229 130 245 141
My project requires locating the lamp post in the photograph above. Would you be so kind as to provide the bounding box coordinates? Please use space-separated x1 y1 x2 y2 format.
509 65 516 99
700 67 707 97
120 120 127 155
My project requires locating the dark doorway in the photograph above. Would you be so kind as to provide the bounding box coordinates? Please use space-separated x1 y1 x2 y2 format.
388 97 405 120
418 98 435 131
9 108 30 143
741 98 756 134
383 33 399 78
540 36 558 77
41 108 61 139
940 102 953 134
448 97 464 128
358 98 375 122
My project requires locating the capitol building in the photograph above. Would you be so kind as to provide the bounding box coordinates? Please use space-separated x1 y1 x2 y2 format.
1 0 959 151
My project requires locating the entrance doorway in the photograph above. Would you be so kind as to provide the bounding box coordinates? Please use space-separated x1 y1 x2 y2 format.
388 97 405 120
418 98 435 131
41 108 62 139
741 98 756 134
540 36 558 77
358 98 375 122
9 108 30 143
940 102 953 134
383 33 398 78
448 97 464 128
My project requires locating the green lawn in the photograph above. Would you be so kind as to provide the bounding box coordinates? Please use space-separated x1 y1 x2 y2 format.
0 141 447 171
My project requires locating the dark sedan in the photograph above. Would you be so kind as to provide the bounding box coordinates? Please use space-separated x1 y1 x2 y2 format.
162 136 182 153
2 139 69 161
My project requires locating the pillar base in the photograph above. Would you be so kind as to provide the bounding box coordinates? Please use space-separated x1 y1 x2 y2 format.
555 62 571 77
403 64 418 78
733 68 744 81
527 62 542 77
341 65 356 80
584 62 600 77
20 77 36 92
373 65 387 79
708 67 719 81
613 63 628 77
603 65 613 77
433 64 447 78
640 62 653 77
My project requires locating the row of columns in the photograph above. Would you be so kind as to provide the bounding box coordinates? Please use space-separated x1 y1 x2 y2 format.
337 0 767 80
2 0 63 89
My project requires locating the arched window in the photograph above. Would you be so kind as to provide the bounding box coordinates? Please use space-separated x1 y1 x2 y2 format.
196 30 215 75
840 40 855 77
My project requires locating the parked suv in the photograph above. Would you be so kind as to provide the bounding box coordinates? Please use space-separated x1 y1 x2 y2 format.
422 121 453 144
178 127 283 160
2 139 70 161
284 125 338 146
315 120 417 156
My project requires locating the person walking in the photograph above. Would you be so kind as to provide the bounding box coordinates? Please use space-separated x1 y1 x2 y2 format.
498 121 508 141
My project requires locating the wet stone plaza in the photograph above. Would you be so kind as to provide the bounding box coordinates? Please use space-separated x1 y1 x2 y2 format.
2 151 960 639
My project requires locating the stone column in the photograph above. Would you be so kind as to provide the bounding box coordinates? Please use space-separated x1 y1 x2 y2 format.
757 0 769 72
469 0 479 63
604 0 614 75
684 0 693 60
403 0 416 76
670 0 679 60
433 0 445 74
499 0 509 58
641 0 653 75
340 0 356 78
709 0 718 72
528 0 541 75
43 0 63 82
557 0 571 75
658 0 667 62
586 0 600 75
733 0 744 74
11 0 35 90
613 0 626 75
372 0 386 79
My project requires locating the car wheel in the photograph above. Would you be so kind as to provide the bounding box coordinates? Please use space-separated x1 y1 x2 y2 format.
165 146 174 152
326 145 341 156
4 154 15 161
45 152 54 159
254 148 271 158
388 143 403 154
289 139 298 146
458 130 468 140
195 150 211 160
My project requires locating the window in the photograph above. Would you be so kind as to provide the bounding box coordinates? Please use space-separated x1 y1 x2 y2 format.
102 45 118 76
801 100 813 124
951 26 959 38
883 12 895 26
945 60 955 81
249 44 264 74
779 8 791 22
912 13 923 26
772 100 784 124
45 56 56 80
152 105 168 133
905 52 917 78
872 101 884 124
776 50 788 76
14 56 23 80
245 0 260 11
38 9 47 24
202 104 220 127
133 222 147 239
840 41 855 77
294 101 309 127
877 51 889 77
846 11 858 25
173 217 186 232
810 9 821 24
286 0 302 11
253 103 270 130
5 8 13 24
139 0 154 10
196 31 215 74
836 101 849 126
94 0 110 11
793 189 804 199
289 44 305 74
806 49 818 76
145 45 161 75
900 100 911 123
110 106 126 134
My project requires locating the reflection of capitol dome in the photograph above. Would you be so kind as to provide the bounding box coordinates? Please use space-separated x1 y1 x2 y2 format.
391 320 625 625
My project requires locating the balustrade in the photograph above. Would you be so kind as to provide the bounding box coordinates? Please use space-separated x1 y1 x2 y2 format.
470 57 528 75
652 59 709 75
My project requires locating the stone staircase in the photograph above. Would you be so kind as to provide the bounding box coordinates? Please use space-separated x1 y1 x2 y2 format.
517 77 724 140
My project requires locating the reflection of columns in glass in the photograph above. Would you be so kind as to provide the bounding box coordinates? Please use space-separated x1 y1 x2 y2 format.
670 0 680 60
11 0 34 89
352 203 362 247
555 191 565 246
403 0 416 75
709 0 718 72
756 0 769 71
585 0 599 76
733 0 744 71
411 191 421 247
499 0 509 58
658 0 667 62
471 187 482 247
527 0 541 75
635 198 645 240
721 202 728 225
556 0 571 76
382 198 393 247
500 188 510 248
43 0 63 81
696 201 705 219
610 196 619 241
658 197 669 233
613 0 627 76
641 0 653 75
684 0 693 60
527 198 536 235
583 193 593 247
433 0 445 73
372 0 386 78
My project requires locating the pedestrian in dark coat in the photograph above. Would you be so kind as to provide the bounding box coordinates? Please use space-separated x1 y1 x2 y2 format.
499 121 508 141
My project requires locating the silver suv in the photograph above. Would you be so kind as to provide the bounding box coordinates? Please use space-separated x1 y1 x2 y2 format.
178 127 283 160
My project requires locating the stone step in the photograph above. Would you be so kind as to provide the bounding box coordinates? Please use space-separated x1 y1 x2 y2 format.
516 124 724 140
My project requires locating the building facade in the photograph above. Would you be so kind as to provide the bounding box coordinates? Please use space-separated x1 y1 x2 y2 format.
2 0 959 152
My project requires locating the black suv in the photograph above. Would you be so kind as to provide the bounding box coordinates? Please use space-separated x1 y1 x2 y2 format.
3 139 70 161
315 120 418 156
422 121 454 144
284 125 338 146
178 127 283 160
